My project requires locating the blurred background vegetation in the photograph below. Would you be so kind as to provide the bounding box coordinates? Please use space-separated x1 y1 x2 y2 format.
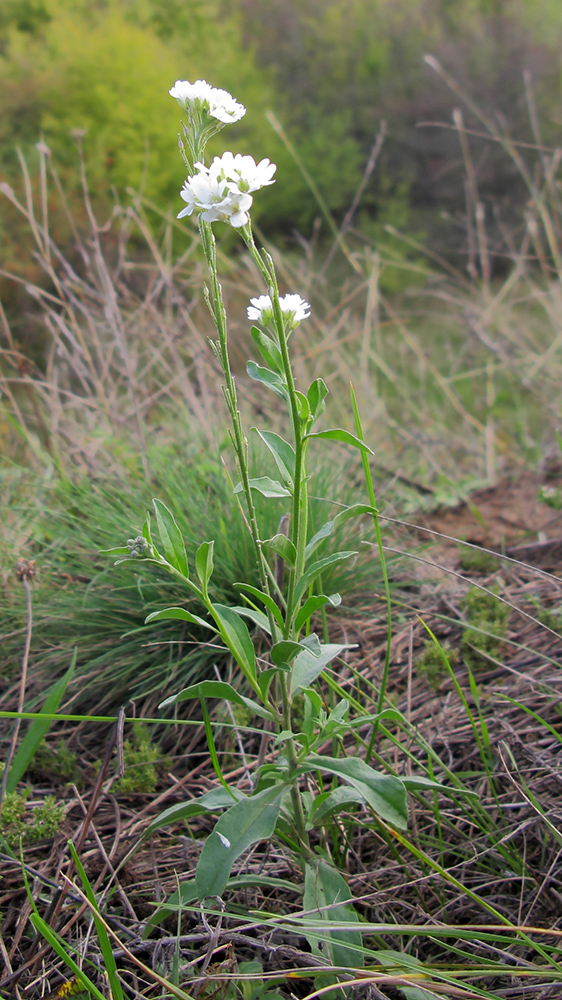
3 0 562 708
2 0 562 251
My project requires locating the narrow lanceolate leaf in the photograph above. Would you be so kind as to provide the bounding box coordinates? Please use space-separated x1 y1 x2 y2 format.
270 639 308 667
195 785 285 899
307 377 328 421
295 593 341 633
247 360 289 400
231 605 271 635
195 540 214 594
302 755 408 829
303 859 362 969
159 680 273 721
290 642 355 696
265 533 297 566
212 604 258 686
250 325 283 373
254 428 295 485
305 428 374 454
143 786 246 839
235 583 284 628
145 606 217 631
292 551 357 610
152 498 188 577
305 504 375 561
234 476 292 498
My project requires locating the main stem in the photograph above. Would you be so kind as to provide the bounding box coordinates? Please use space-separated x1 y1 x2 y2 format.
198 219 280 644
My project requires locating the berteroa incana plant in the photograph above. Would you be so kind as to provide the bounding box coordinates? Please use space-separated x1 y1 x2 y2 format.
103 77 427 968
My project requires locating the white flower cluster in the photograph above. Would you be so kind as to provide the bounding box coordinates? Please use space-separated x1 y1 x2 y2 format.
247 294 311 329
169 79 246 124
178 152 276 228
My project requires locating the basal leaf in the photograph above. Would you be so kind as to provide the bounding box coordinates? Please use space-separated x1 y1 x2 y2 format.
195 785 285 899
303 755 408 829
303 859 362 969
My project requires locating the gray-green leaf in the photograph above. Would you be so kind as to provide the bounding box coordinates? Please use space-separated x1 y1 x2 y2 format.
152 498 188 578
195 785 285 899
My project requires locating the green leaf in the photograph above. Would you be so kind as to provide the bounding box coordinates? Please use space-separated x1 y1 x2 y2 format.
264 533 297 566
152 498 188 577
143 786 246 840
7 651 76 793
30 914 107 1000
100 545 131 556
234 476 292 498
292 551 357 610
303 859 362 969
270 639 308 667
303 755 408 829
258 667 276 703
307 377 329 421
195 785 285 899
142 511 153 547
195 540 214 594
247 361 289 401
305 428 374 454
231 605 271 635
309 786 366 827
305 504 375 561
144 872 299 935
295 593 341 633
159 680 272 721
250 325 283 373
212 604 258 686
145 606 217 631
295 390 311 423
235 583 284 628
254 428 295 485
290 642 354 696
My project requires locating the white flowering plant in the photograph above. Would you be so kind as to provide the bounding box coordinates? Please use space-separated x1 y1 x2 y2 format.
104 79 426 968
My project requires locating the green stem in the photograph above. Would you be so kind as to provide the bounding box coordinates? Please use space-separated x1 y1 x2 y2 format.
198 219 280 644
241 229 308 637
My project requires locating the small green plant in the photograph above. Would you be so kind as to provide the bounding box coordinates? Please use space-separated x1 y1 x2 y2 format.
101 77 424 978
462 584 509 667
112 722 171 794
0 777 64 847
416 638 459 690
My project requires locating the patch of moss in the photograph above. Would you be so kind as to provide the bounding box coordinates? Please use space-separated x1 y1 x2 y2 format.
26 741 83 787
462 585 509 667
111 722 171 795
416 640 459 690
0 785 64 847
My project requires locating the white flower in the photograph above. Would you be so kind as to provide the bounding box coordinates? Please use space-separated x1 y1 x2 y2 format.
214 152 276 192
247 293 311 328
177 165 253 227
169 79 246 124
